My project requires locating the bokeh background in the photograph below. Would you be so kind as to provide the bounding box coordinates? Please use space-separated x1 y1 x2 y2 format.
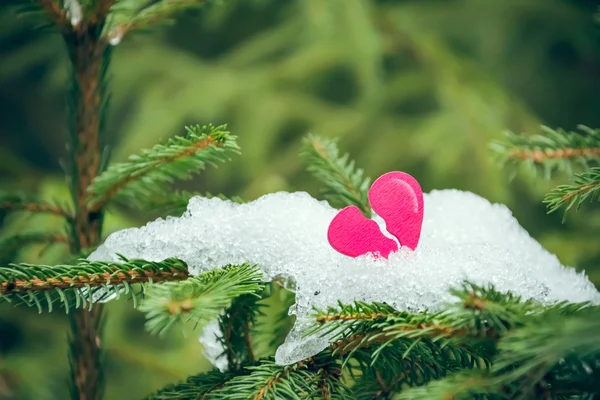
1 0 600 398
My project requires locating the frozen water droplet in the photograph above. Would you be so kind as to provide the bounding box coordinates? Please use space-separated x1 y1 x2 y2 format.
108 26 124 46
64 0 82 27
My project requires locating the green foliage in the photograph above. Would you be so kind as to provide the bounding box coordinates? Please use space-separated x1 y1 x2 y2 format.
0 231 69 264
544 167 600 214
0 256 189 312
396 305 600 399
210 353 349 400
492 125 600 179
301 134 371 216
145 369 239 400
87 124 240 211
267 284 296 351
312 285 599 399
0 192 72 218
218 291 266 369
106 0 213 44
140 264 264 336
494 125 600 218
3 0 600 399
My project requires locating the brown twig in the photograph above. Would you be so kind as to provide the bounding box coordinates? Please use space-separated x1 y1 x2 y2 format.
0 201 73 219
254 358 312 400
506 147 600 163
65 19 111 399
87 136 218 211
329 322 473 355
71 302 103 400
0 267 189 294
316 312 391 323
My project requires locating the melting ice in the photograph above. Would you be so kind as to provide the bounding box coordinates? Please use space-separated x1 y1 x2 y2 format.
89 190 600 365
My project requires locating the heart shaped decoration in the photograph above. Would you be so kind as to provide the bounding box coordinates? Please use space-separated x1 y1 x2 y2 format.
327 171 424 258
369 171 424 251
327 206 398 258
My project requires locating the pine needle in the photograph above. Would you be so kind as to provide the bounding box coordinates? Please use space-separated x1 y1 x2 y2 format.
301 134 371 216
87 124 239 211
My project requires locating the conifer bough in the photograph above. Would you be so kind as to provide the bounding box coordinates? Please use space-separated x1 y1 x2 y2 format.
5 1 600 399
0 257 189 312
86 124 239 211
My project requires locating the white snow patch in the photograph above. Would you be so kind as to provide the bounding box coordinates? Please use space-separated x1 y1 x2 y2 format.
89 190 600 365
198 320 228 372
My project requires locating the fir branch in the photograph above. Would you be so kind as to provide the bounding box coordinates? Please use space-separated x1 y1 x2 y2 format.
544 167 600 214
139 190 244 217
86 124 239 211
316 284 536 367
350 345 469 398
301 134 371 216
0 193 73 219
144 369 238 400
210 354 346 400
219 292 266 370
0 232 70 263
491 125 600 178
397 305 600 400
315 301 399 324
0 257 189 312
104 0 209 45
489 307 600 398
140 264 264 336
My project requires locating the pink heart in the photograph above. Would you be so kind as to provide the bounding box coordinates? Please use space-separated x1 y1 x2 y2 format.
327 206 398 258
368 172 423 250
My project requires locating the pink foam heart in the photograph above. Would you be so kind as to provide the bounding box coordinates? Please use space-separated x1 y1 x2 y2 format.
327 206 398 258
368 171 423 250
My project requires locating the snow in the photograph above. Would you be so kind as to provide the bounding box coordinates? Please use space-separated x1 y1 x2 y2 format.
88 190 600 366
198 320 228 372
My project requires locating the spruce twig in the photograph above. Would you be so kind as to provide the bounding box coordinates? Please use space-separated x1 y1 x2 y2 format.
0 232 70 263
0 257 189 311
144 369 238 400
491 125 600 178
544 167 600 214
140 264 264 336
0 193 73 219
68 303 105 400
86 125 239 211
61 0 114 394
0 258 188 294
301 134 371 216
210 357 322 400
219 292 266 370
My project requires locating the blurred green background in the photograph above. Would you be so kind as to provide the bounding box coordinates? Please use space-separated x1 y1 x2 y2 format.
1 0 600 398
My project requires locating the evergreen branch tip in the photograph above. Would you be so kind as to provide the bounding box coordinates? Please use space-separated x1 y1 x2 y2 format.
86 124 239 211
301 134 371 216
